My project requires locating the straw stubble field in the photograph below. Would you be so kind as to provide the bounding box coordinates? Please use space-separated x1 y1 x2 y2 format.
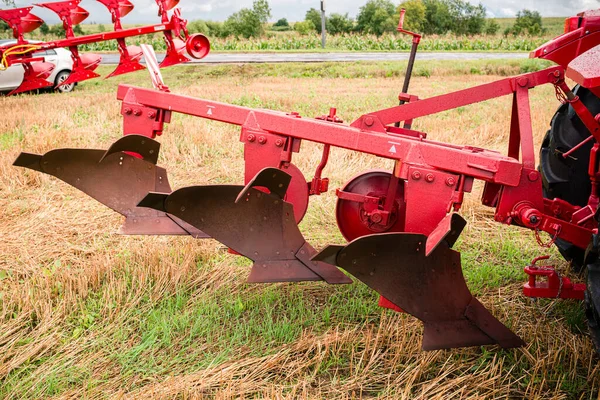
0 61 599 398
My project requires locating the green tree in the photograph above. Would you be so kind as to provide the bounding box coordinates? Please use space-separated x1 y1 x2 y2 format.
398 0 426 32
50 24 65 36
252 0 271 24
273 18 289 27
484 18 500 35
40 22 49 35
305 8 323 34
422 0 486 35
294 20 315 35
512 9 545 36
422 0 453 34
327 13 353 34
356 0 397 36
271 18 291 31
223 0 272 38
448 0 486 35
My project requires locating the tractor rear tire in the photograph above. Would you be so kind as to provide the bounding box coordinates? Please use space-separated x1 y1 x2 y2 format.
585 239 600 354
539 85 600 272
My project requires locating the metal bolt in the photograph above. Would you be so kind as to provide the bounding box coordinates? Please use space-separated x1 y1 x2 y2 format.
364 116 374 127
124 107 132 115
518 78 528 87
247 134 256 142
425 173 435 183
133 109 142 116
148 111 156 119
445 177 455 186
258 136 267 144
529 215 539 224
412 171 421 180
371 213 382 223
528 171 539 181
275 138 284 147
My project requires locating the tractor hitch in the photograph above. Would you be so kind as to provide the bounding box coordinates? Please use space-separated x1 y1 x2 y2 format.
523 256 586 300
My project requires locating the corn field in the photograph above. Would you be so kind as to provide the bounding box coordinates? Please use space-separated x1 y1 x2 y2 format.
17 32 552 52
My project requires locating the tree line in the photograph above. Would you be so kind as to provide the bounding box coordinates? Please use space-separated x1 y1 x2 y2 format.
187 0 547 39
0 0 547 40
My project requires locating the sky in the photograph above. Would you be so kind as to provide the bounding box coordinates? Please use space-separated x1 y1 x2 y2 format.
7 0 600 24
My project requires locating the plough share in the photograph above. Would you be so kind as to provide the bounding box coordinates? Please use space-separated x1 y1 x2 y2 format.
0 0 209 95
13 9 600 352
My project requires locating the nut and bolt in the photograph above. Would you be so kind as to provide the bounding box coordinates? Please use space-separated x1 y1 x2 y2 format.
133 109 142 116
445 177 456 186
148 111 156 119
364 116 374 127
258 136 267 144
411 171 421 180
123 107 132 115
371 213 382 223
247 134 256 142
275 138 284 147
425 173 435 183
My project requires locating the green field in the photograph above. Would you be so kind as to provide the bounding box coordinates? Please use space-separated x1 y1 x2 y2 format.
0 59 598 398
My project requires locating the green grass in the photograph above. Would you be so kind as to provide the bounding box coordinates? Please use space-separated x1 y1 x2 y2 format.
0 60 597 398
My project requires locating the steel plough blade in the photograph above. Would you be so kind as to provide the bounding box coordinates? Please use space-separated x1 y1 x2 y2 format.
313 214 525 350
139 167 352 284
13 135 207 238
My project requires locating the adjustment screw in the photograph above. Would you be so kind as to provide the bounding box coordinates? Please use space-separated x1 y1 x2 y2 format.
425 173 435 183
258 136 267 144
412 171 421 180
445 177 455 186
247 134 256 142
275 138 284 147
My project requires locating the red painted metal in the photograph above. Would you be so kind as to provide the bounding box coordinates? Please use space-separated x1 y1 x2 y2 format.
13 8 600 351
530 10 600 68
567 44 600 88
0 1 210 94
523 256 586 300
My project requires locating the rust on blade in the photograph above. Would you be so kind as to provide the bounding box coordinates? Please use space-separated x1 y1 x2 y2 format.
12 146 208 238
140 168 351 284
316 214 524 350
425 213 466 256
235 167 291 203
100 134 161 164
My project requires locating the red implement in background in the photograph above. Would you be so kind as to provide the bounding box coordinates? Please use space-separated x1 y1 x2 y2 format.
0 0 210 94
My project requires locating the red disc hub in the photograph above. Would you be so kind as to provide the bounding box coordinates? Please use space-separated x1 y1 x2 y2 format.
335 170 406 241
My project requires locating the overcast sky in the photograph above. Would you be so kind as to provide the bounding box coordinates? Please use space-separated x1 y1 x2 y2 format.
9 0 600 24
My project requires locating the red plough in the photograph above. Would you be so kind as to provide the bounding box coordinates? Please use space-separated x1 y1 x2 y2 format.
0 0 210 95
13 9 600 352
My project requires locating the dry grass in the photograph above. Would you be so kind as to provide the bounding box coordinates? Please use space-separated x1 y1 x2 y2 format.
0 62 599 398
